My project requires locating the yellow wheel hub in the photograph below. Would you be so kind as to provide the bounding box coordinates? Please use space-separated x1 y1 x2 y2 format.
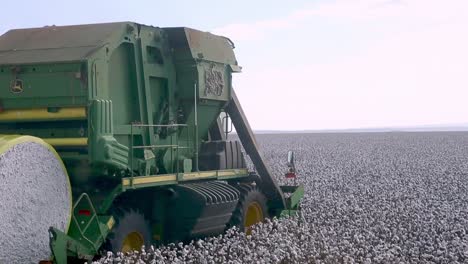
244 202 264 234
121 231 144 253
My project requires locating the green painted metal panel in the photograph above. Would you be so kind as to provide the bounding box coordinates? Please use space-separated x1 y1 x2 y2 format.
0 63 87 109
164 27 237 65
0 20 247 187
0 22 128 64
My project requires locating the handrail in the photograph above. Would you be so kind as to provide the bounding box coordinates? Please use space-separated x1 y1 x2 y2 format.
130 124 188 128
132 144 180 149
129 122 191 188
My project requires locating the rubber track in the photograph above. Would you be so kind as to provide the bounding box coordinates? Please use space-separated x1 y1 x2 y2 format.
228 183 267 230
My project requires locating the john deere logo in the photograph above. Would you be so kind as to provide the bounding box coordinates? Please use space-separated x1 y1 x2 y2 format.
10 79 23 94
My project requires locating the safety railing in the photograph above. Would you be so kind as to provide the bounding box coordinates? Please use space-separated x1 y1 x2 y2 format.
129 123 192 186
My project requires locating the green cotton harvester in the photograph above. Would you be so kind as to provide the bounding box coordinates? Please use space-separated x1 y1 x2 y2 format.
0 22 303 263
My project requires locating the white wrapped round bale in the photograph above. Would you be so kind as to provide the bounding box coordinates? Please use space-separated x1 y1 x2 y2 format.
0 135 72 263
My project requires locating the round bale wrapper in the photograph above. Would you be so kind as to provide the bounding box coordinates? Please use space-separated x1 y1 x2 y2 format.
0 135 72 263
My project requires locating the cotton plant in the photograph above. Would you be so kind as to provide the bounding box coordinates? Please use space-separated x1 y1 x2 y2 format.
95 133 468 263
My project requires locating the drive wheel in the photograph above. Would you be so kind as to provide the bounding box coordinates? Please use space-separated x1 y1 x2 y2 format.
229 184 269 234
107 210 151 253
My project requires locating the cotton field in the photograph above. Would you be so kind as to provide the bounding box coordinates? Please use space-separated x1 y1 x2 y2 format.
97 132 468 263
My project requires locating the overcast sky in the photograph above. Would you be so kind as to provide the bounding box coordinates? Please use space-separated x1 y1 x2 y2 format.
1 0 467 130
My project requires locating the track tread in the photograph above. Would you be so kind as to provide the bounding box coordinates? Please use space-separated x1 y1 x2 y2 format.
227 182 269 231
102 208 151 253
